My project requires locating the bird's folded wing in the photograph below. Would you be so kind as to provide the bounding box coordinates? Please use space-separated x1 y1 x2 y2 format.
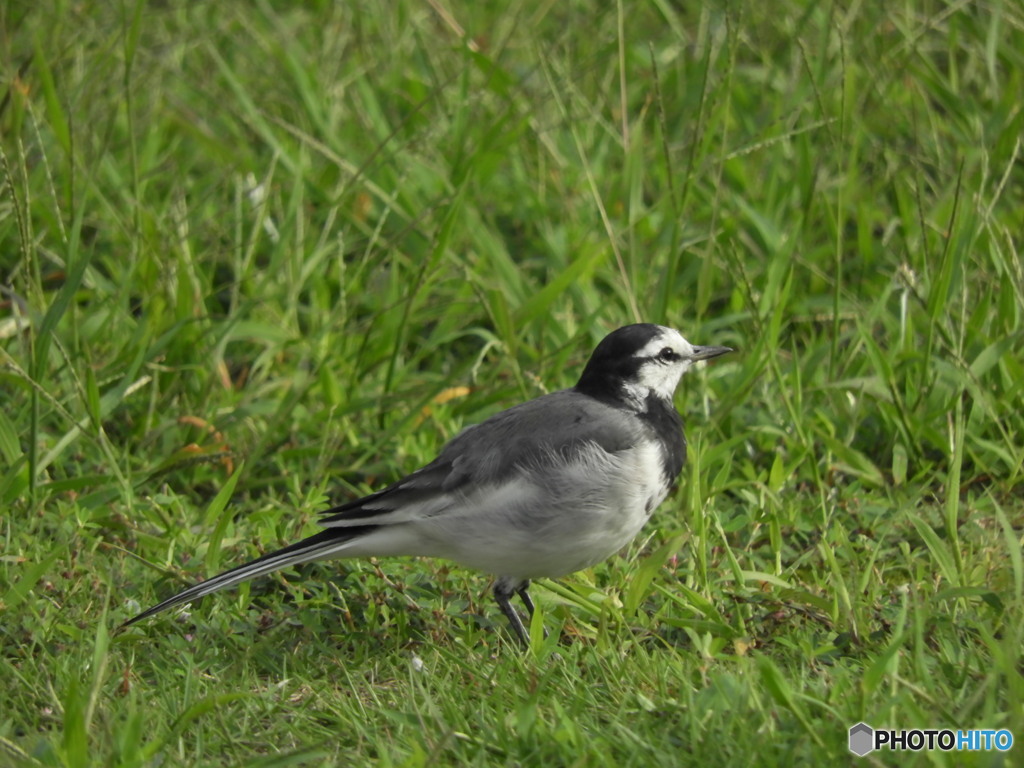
318 389 642 527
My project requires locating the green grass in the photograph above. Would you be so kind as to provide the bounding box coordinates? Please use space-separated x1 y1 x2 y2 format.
2 0 1023 765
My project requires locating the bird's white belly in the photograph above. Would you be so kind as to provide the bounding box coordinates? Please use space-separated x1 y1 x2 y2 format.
420 440 670 580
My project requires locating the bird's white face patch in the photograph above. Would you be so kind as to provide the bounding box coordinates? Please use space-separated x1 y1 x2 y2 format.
623 327 697 407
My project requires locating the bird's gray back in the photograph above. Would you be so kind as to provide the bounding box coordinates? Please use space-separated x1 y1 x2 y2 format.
320 389 652 524
440 389 646 484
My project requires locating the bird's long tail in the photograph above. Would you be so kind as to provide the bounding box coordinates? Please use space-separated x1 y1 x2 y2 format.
120 526 374 628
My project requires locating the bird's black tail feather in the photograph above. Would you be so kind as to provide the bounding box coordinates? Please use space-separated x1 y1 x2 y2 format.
120 525 375 628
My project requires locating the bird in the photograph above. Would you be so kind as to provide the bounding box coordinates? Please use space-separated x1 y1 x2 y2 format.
122 324 732 644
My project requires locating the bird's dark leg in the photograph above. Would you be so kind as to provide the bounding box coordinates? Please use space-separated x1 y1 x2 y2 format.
516 581 548 643
493 578 529 645
516 581 535 617
517 581 550 640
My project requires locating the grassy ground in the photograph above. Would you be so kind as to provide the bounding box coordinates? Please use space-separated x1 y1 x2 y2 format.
2 0 1023 765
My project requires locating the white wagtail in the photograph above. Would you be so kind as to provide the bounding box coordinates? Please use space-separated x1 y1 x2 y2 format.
122 324 732 643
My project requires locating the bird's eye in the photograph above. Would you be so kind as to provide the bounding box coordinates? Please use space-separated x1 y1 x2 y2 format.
658 347 678 362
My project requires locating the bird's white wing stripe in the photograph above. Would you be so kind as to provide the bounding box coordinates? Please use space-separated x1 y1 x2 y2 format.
320 476 541 528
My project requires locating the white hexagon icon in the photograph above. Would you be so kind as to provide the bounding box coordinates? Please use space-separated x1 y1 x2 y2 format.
849 722 874 756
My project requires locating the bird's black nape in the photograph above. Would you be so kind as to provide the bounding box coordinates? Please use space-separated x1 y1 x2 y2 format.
574 324 664 401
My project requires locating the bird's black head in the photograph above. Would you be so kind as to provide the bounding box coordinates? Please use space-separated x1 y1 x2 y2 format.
574 324 731 409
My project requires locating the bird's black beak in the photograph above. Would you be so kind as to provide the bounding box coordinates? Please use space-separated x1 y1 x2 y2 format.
690 345 733 361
